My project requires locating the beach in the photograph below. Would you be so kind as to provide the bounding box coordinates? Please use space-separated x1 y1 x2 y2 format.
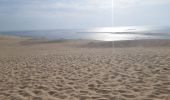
0 35 170 100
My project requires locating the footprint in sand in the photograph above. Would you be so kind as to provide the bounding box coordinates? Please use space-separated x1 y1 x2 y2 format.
122 94 136 98
95 89 111 94
55 94 68 99
79 90 89 95
0 92 11 97
18 90 31 97
36 85 49 91
32 89 44 95
88 84 96 90
118 90 127 93
10 95 24 100
48 90 57 96
78 95 91 100
32 96 43 100
48 90 68 99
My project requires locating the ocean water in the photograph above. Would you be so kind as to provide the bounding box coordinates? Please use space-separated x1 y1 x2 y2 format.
1 26 170 41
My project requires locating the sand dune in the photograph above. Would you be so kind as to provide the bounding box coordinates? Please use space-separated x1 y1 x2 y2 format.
0 36 170 100
20 38 170 48
81 39 170 48
114 39 170 47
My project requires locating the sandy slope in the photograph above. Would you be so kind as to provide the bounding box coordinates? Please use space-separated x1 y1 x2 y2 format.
0 36 170 100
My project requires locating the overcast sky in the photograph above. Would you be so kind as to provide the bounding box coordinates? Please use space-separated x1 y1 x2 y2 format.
0 0 170 31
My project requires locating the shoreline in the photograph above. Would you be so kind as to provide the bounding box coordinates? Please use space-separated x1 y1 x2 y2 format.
0 34 170 47
1 34 170 47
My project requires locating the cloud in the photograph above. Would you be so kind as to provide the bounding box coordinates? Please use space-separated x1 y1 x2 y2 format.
1 0 170 16
145 0 170 5
110 0 170 9
0 0 170 31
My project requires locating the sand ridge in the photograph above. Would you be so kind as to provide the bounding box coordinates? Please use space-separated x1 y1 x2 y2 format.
0 36 170 100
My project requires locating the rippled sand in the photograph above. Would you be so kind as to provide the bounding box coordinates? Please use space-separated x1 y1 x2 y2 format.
0 36 170 100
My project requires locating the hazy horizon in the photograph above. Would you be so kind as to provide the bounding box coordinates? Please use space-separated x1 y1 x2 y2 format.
1 0 170 31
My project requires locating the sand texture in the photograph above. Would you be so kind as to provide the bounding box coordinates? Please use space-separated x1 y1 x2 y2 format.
0 36 170 100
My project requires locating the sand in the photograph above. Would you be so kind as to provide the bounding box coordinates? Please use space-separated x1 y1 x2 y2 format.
0 35 170 100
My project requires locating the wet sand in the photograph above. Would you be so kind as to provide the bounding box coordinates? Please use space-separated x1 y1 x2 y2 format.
0 35 170 100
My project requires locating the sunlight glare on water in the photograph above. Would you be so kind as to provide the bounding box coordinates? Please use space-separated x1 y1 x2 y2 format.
84 26 159 41
86 32 157 41
88 26 149 33
1 26 170 41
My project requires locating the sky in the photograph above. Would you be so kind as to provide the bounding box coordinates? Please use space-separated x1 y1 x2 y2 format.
0 0 170 31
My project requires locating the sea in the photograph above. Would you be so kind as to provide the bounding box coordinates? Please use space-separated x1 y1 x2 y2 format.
1 26 170 41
